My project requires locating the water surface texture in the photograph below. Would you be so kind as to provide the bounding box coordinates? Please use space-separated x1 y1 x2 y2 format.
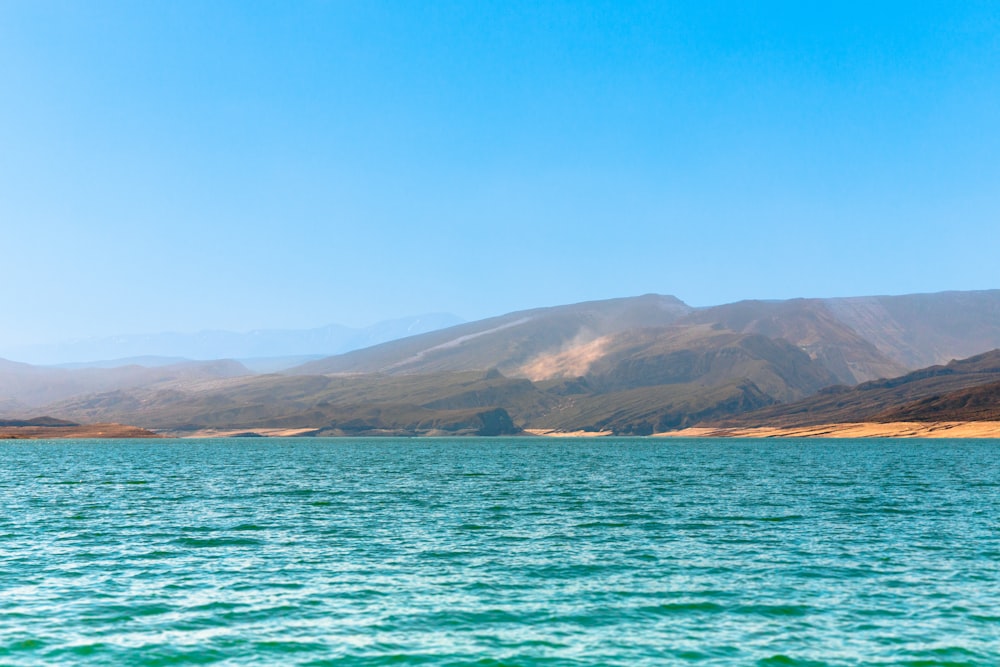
1 438 998 665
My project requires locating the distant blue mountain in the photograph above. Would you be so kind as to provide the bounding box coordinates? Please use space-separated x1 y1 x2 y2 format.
1 314 464 366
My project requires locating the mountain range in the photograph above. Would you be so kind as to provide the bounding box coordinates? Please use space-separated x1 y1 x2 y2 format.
3 290 1000 436
287 290 1000 385
0 313 464 367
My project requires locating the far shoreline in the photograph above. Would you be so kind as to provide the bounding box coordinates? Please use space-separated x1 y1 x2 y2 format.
654 421 1000 439
4 421 1000 439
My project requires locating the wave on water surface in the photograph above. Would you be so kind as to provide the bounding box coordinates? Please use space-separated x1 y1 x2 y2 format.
1 437 998 665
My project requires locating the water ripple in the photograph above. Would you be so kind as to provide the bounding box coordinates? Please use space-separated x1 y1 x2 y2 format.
1 437 998 665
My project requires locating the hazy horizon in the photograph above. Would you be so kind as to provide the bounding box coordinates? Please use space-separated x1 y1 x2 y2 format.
6 287 1000 366
3 2 998 347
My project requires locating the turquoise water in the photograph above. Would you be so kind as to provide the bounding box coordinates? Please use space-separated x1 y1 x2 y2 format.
1 438 998 666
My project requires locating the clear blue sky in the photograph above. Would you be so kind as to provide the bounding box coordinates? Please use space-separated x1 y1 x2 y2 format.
2 1 998 345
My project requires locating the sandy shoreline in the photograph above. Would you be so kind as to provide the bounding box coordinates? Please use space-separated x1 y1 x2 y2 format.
655 421 1000 439
162 427 323 438
4 422 1000 439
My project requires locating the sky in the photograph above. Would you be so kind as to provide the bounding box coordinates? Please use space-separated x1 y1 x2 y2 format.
2 1 998 346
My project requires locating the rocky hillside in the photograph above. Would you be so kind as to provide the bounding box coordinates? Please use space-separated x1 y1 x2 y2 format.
717 349 1000 428
291 290 1000 385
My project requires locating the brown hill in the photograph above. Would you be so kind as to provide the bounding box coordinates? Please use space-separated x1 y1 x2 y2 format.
717 349 1000 428
873 380 1000 422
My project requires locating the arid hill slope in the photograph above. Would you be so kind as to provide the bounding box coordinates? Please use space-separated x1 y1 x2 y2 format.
716 349 1000 428
6 290 1000 435
292 290 1000 385
41 326 840 435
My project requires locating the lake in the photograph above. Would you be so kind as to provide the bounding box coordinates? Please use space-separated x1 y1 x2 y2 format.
1 438 998 665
